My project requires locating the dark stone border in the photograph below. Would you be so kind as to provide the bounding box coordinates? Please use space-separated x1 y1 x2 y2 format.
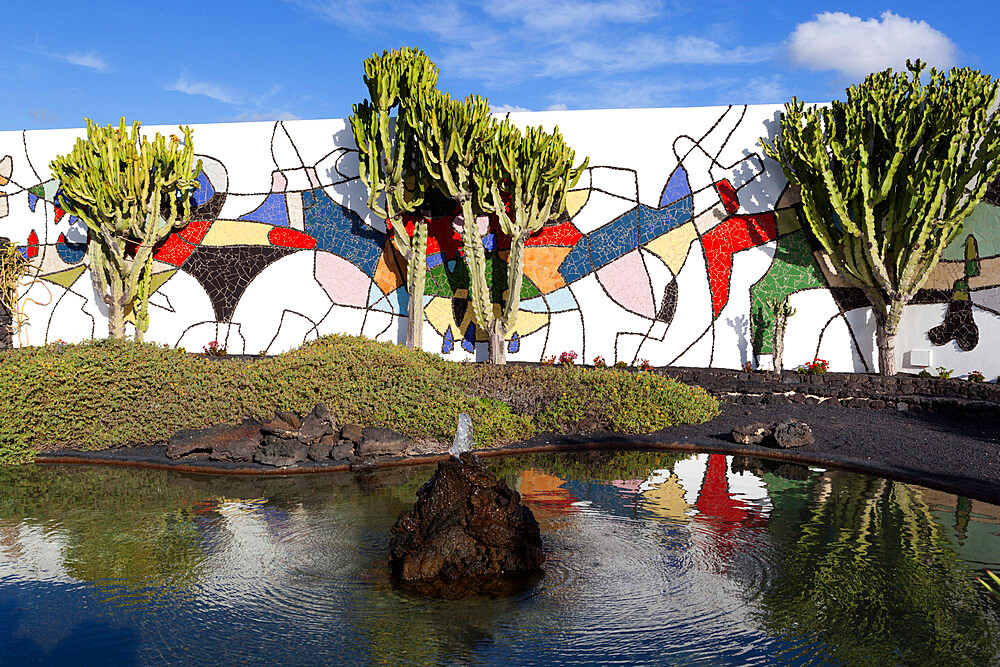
654 366 1000 415
36 434 1000 507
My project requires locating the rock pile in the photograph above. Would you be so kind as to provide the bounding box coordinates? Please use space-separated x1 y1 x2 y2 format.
165 404 436 467
388 452 544 599
732 419 814 448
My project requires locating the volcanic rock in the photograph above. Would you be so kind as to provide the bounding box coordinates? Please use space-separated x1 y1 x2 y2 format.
254 436 309 467
731 422 772 446
732 419 814 449
341 423 364 444
331 439 356 461
167 421 262 460
388 452 544 599
357 427 410 457
772 419 814 448
307 434 335 462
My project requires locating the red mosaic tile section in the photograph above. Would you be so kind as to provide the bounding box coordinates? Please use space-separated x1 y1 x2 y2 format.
714 179 739 215
268 227 317 249
402 214 513 259
703 212 777 318
526 220 583 247
153 233 196 266
53 206 66 225
178 220 211 244
26 230 39 258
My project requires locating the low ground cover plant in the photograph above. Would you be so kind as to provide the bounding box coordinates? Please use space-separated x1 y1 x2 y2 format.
0 335 720 465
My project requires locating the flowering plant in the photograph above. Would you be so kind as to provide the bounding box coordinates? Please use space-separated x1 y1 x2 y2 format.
968 370 985 382
638 359 653 371
614 360 628 369
741 360 754 372
541 355 557 366
797 358 828 374
558 350 578 366
203 340 227 356
593 355 607 368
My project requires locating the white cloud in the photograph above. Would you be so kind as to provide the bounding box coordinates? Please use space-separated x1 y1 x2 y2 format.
166 76 242 105
62 52 110 73
165 77 301 122
549 74 788 109
491 103 532 113
287 0 771 85
787 11 958 79
36 48 110 73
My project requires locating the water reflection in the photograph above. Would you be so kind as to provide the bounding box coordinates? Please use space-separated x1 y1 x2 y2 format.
1 453 998 664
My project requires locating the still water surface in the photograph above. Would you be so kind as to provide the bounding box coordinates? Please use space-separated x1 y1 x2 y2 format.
1 451 999 665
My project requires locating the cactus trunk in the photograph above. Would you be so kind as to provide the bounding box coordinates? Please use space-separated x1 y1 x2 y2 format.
459 198 500 362
406 221 428 350
487 319 505 365
872 300 904 375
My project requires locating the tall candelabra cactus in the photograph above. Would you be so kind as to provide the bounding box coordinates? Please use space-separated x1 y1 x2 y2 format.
762 60 1000 375
409 91 498 357
350 48 438 349
475 119 588 364
50 118 202 340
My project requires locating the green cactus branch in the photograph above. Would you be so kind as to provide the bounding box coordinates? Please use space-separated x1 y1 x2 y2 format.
762 60 1000 375
475 119 588 363
50 119 202 341
349 47 438 349
408 91 498 351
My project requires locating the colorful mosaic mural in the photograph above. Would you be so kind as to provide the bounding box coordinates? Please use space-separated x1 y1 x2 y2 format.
2 106 1000 376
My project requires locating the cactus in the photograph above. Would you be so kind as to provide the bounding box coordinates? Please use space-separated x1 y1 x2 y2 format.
474 119 588 363
349 48 438 348
408 91 498 357
770 296 796 374
50 118 202 340
762 60 1000 375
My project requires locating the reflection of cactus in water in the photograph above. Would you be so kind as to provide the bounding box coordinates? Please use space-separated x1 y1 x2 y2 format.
761 475 1000 663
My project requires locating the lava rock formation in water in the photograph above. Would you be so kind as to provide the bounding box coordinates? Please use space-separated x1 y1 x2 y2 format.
388 452 544 599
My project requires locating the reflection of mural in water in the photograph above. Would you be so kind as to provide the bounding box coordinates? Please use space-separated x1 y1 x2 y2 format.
3 108 1000 375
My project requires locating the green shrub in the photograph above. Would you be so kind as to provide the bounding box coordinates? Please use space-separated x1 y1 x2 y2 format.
0 335 719 462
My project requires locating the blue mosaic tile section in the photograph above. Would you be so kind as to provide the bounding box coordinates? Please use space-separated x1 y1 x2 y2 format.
508 332 520 353
194 172 215 206
660 165 690 206
28 192 38 212
462 323 476 353
638 197 692 245
427 252 445 268
238 193 289 227
368 283 407 315
442 326 455 354
587 207 639 269
302 188 386 278
557 237 592 283
521 286 578 313
57 236 87 264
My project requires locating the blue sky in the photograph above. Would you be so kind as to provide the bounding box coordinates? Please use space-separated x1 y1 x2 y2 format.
0 1 994 131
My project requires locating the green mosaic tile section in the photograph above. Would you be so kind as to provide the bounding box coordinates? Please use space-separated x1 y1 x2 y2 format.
424 253 541 302
942 202 1000 261
750 230 826 354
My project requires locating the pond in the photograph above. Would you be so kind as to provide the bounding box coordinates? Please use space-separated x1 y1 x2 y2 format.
1 451 999 665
